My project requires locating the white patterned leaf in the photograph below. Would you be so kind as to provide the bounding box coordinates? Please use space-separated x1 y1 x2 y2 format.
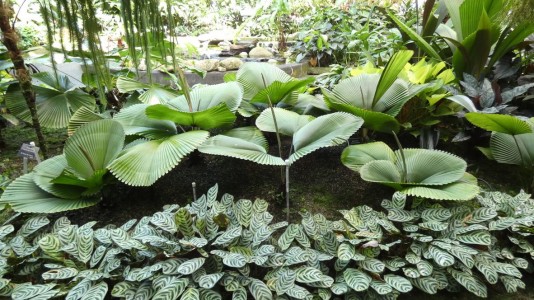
150 212 177 233
213 226 242 246
344 268 371 291
449 269 487 298
17 216 50 237
199 273 224 289
178 258 206 275
295 267 323 283
370 280 392 295
42 268 79 280
384 274 412 293
248 278 272 300
80 282 108 300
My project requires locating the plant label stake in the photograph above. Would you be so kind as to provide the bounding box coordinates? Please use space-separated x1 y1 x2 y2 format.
18 142 41 174
192 182 197 202
285 159 290 222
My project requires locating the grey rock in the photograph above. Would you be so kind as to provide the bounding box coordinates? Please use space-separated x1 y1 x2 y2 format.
248 46 273 58
239 52 248 58
220 57 243 70
217 66 227 72
193 59 220 72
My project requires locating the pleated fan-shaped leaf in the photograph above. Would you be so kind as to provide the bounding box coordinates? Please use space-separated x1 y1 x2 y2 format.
401 175 480 201
64 119 125 180
116 76 179 104
109 130 210 186
68 106 105 136
490 132 534 167
146 103 237 130
113 104 177 139
465 113 532 135
341 142 396 171
288 112 364 164
236 62 293 101
256 108 315 136
166 81 243 112
6 72 96 129
33 155 85 199
198 127 285 166
0 173 100 213
323 99 400 133
395 149 467 185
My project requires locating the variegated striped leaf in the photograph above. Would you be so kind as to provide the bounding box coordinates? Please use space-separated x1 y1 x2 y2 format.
151 212 177 233
344 268 371 291
384 274 412 293
178 258 206 275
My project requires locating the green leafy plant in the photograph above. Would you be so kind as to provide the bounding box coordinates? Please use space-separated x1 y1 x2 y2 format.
108 80 243 186
465 112 534 191
5 71 96 129
341 141 480 200
0 185 531 299
0 119 125 212
323 50 426 133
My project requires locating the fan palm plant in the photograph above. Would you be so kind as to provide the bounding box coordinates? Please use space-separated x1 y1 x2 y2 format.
341 142 479 201
0 119 125 212
322 50 428 133
465 112 534 191
108 81 243 186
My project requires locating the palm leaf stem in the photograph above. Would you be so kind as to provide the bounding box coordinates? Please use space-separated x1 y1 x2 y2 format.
392 131 407 183
261 74 284 184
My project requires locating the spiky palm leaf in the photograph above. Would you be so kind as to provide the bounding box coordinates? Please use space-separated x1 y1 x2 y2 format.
342 142 479 200
5 72 95 128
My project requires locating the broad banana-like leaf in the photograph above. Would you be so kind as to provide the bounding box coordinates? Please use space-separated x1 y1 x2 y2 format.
6 72 95 128
0 173 99 213
116 76 179 104
146 103 236 130
465 113 532 135
288 112 363 164
341 142 396 172
490 132 534 167
64 119 125 180
33 155 85 199
114 104 177 139
166 82 243 112
256 108 315 136
198 127 285 166
342 142 478 200
68 106 105 136
108 130 210 186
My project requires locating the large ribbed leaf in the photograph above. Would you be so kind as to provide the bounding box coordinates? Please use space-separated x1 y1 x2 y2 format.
198 127 285 166
488 23 534 70
116 76 178 104
67 106 105 136
256 108 314 136
490 132 534 167
401 173 480 200
6 74 95 128
395 149 466 185
146 103 236 130
113 104 177 139
169 82 242 112
109 131 209 186
64 119 125 180
466 113 532 135
236 62 293 101
289 112 363 164
341 142 397 172
33 155 85 199
324 75 380 111
0 174 100 213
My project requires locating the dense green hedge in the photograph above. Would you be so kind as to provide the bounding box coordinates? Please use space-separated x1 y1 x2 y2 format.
0 185 532 299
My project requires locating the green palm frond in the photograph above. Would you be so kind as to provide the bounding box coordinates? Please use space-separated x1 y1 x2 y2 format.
0 173 100 213
342 142 479 200
114 104 178 139
5 72 95 128
116 77 179 104
108 131 210 186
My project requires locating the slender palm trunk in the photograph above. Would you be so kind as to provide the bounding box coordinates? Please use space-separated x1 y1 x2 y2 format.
0 1 48 158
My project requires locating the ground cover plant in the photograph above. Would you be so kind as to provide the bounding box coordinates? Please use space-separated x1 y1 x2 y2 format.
0 185 532 299
1 0 534 299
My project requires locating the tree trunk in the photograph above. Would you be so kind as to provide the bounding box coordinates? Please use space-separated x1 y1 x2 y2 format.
0 1 48 158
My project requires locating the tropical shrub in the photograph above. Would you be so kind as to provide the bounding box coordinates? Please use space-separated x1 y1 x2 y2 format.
341 141 480 201
465 112 534 191
0 185 531 299
0 119 125 212
323 50 427 133
292 5 402 66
